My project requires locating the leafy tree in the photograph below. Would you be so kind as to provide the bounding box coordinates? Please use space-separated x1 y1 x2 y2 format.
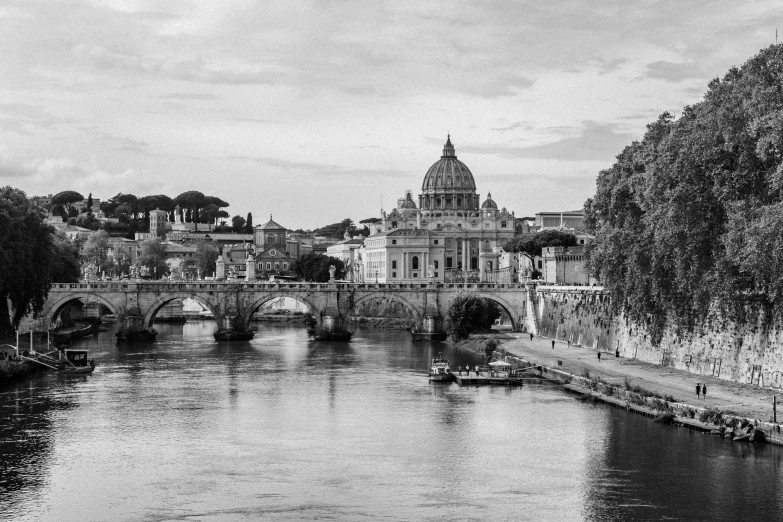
245 212 253 233
109 249 133 277
291 253 346 281
504 230 578 265
194 241 220 277
137 238 168 279
445 293 502 341
586 44 783 343
51 191 84 215
314 218 357 238
174 191 207 231
0 187 58 333
83 230 111 273
49 231 80 284
232 215 246 233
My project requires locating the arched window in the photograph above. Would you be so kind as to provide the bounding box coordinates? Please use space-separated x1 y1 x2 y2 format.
412 256 419 270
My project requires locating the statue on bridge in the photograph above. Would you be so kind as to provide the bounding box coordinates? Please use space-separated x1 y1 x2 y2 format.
427 264 435 279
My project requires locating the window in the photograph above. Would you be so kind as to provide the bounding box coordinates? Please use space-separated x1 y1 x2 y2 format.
434 260 438 269
283 262 288 270
392 260 397 269
392 240 397 244
434 272 438 277
392 221 398 228
434 240 439 245
446 257 453 268
266 262 271 270
392 272 397 278
412 256 419 270
413 272 418 277
538 260 542 269
501 221 507 228
580 239 585 244
275 262 279 270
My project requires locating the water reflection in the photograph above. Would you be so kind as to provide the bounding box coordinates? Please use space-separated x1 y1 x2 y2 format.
0 322 781 521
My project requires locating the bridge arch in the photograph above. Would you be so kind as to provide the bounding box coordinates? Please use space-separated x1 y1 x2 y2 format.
465 292 521 331
143 294 220 328
349 292 424 328
242 292 321 328
46 293 120 328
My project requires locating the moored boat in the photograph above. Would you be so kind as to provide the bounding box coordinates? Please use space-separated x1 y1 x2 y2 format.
429 355 453 381
59 348 96 375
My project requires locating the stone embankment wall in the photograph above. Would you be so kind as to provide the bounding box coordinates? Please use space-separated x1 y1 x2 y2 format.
533 286 783 391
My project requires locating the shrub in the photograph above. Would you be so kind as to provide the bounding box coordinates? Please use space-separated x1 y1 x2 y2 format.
698 407 723 425
445 293 502 341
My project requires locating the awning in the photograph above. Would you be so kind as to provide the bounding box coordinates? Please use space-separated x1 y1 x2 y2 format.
488 360 512 366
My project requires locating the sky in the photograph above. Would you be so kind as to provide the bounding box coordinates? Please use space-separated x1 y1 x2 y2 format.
0 1 781 230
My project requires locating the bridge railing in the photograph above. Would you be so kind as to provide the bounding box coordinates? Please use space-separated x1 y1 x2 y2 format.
50 281 537 291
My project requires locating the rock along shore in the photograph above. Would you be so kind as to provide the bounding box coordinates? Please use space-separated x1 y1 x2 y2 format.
480 332 783 446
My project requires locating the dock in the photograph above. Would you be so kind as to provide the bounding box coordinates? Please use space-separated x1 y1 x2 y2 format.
453 371 527 385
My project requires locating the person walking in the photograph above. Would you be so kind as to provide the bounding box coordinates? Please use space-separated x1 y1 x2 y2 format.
597 352 601 361
696 383 701 399
530 333 534 341
551 339 555 350
702 384 707 399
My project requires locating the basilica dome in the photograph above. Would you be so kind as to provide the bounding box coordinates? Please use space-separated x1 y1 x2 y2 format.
421 136 477 194
481 192 498 210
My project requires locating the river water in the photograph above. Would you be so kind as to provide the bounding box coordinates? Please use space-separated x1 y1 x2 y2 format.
1 322 782 521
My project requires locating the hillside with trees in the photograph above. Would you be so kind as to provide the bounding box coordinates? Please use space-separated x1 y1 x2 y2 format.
585 44 783 344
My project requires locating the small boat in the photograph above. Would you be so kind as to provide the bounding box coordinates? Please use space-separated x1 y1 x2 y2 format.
429 355 453 381
59 348 96 375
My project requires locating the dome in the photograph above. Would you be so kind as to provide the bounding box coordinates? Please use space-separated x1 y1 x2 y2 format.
398 191 417 209
421 136 477 194
481 192 497 210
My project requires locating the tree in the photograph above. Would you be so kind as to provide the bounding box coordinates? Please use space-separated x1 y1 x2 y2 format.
504 229 578 265
585 44 783 343
51 191 84 215
445 293 501 341
291 253 346 282
86 193 93 217
231 215 246 233
137 238 168 279
49 231 80 284
173 191 207 231
194 241 220 277
245 212 253 233
83 230 111 273
314 218 356 238
0 187 59 333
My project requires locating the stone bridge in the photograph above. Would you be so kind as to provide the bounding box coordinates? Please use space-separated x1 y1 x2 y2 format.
33 281 537 337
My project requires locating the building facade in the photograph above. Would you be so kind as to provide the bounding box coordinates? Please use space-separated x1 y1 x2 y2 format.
364 136 516 282
542 246 597 285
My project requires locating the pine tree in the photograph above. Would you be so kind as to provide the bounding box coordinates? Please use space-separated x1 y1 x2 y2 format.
245 212 253 233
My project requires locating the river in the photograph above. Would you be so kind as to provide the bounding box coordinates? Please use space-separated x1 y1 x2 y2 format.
1 321 782 521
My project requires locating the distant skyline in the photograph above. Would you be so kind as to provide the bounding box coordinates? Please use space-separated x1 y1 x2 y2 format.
1 1 781 229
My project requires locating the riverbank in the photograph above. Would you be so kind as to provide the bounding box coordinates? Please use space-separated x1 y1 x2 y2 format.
492 332 783 445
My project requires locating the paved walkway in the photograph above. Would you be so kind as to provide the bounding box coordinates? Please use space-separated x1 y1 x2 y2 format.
498 333 781 422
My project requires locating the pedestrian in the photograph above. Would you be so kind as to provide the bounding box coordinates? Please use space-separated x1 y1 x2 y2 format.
552 339 555 350
696 383 701 399
458 365 463 376
615 348 619 358
702 384 707 398
530 333 534 341
597 352 601 361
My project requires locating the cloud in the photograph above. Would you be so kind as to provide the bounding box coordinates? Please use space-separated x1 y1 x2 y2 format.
462 121 637 162
228 155 407 179
644 61 706 82
159 92 219 100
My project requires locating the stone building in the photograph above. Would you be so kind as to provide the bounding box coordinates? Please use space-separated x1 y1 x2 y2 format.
253 216 295 278
365 136 516 282
542 245 597 285
361 229 445 283
326 231 365 282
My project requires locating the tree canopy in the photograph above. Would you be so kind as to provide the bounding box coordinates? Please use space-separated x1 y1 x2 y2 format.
51 191 83 213
445 293 501 341
504 229 578 263
585 44 783 344
137 238 168 279
195 241 220 277
291 253 346 282
0 187 79 333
